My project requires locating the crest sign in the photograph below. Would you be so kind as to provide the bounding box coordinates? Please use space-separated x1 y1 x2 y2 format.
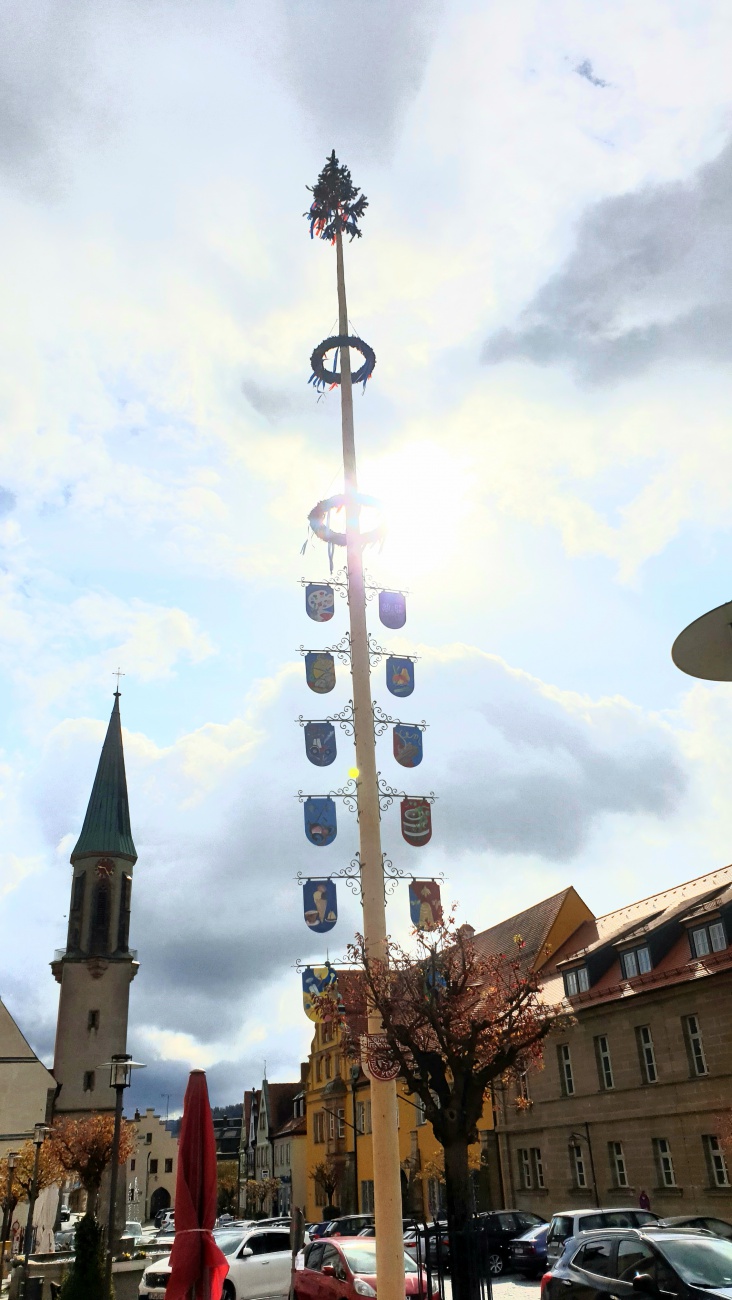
303 879 338 933
305 583 335 622
360 1033 400 1082
386 656 414 698
393 724 423 768
409 880 442 931
401 797 432 847
305 651 336 694
304 721 337 767
379 590 406 630
302 963 338 1021
304 797 338 847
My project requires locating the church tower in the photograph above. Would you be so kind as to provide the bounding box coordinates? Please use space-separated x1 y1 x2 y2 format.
52 691 138 1115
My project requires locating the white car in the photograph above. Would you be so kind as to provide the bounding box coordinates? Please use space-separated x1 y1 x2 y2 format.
139 1225 298 1300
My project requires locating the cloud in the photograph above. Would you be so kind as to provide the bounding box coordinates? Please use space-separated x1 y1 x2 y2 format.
483 135 732 383
575 59 608 89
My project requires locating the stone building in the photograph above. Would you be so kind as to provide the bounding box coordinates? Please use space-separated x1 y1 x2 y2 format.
126 1108 179 1222
51 690 138 1116
239 1080 304 1216
0 999 56 1157
497 864 732 1219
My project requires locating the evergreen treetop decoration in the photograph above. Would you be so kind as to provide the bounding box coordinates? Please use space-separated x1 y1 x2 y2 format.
305 150 368 242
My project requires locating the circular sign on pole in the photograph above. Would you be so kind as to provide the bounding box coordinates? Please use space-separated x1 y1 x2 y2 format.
672 601 732 681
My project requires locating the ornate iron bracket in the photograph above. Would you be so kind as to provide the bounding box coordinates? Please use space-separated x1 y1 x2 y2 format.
372 702 428 738
299 633 352 664
299 571 349 599
376 775 437 811
295 861 363 896
296 779 359 814
296 701 355 736
367 633 419 665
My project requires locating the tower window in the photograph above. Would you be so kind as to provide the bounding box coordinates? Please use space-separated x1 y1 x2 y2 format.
164 1158 173 1173
146 1133 152 1144
150 1159 158 1174
118 874 132 951
83 1071 96 1092
88 1009 100 1031
90 878 111 954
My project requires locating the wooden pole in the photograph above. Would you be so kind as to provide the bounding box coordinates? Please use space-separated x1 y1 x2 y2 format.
335 228 405 1300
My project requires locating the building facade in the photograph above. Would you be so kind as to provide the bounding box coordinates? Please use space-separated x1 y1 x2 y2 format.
0 999 56 1158
239 1079 304 1216
126 1108 179 1222
498 865 732 1220
51 691 138 1116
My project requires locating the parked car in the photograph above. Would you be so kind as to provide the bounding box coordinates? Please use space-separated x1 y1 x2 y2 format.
510 1223 549 1278
325 1215 376 1237
54 1227 76 1251
294 1236 438 1300
546 1209 659 1265
310 1222 334 1239
403 1223 451 1271
541 1226 732 1300
148 1225 177 1254
475 1210 547 1276
123 1221 144 1245
659 1217 732 1240
154 1208 172 1229
140 1224 295 1300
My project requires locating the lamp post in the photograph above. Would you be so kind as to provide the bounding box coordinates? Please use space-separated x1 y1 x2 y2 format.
101 1053 145 1297
569 1125 599 1207
0 1150 17 1287
21 1123 48 1294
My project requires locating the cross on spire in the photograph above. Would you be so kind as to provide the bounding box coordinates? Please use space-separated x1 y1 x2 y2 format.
113 667 125 696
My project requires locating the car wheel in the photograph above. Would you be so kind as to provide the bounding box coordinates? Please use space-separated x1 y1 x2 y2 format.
488 1253 504 1276
222 1283 236 1300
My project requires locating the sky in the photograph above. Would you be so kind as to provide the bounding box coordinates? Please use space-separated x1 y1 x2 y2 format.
3 0 732 1116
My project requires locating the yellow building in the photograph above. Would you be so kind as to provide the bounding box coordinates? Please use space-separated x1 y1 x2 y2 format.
303 889 589 1222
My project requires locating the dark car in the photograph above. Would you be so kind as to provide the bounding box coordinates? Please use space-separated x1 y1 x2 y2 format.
403 1223 451 1271
541 1226 732 1300
325 1215 376 1238
510 1224 549 1278
310 1221 335 1239
476 1210 546 1276
659 1217 732 1240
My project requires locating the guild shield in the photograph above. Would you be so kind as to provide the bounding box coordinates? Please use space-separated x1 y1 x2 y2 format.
386 656 414 698
305 651 336 694
304 721 337 767
304 797 338 847
302 963 338 1021
305 583 335 622
409 880 442 931
360 1033 400 1082
303 879 338 934
400 797 432 847
379 590 406 630
393 724 423 768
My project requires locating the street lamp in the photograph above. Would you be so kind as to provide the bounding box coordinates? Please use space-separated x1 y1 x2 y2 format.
672 600 732 682
0 1150 17 1286
568 1125 599 1208
21 1124 49 1293
100 1053 145 1297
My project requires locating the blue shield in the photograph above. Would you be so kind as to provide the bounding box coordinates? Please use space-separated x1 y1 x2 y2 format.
304 797 337 847
393 724 423 768
306 583 335 622
379 590 406 629
305 651 336 694
386 656 414 698
304 721 337 767
302 963 338 1021
303 879 338 933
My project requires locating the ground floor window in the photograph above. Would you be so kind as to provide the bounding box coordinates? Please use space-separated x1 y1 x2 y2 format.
427 1178 446 1215
361 1180 375 1212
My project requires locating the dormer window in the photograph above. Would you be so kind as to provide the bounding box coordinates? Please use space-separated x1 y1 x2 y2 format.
563 967 590 997
690 920 727 959
621 945 652 979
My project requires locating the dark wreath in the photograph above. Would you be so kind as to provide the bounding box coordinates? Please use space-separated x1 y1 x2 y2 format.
309 493 384 548
309 335 376 393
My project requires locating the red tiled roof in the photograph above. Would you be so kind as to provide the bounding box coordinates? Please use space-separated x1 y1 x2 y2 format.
472 888 574 966
273 1113 307 1139
265 1081 300 1132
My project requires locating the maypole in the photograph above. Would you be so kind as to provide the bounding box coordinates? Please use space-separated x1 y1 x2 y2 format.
304 152 405 1300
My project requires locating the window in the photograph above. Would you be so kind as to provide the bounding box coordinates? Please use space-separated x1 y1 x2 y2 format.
313 1112 325 1143
595 1035 614 1090
328 1110 335 1140
145 1132 152 1144
333 1054 341 1077
87 1009 100 1031
315 1180 325 1206
558 1044 575 1096
83 1070 95 1092
316 1058 323 1082
518 1148 532 1189
563 967 590 997
621 945 652 979
164 1158 173 1174
574 1240 614 1277
653 1138 676 1187
518 1071 531 1104
703 1136 730 1188
325 1055 332 1080
130 1159 136 1172
531 1148 545 1189
570 1143 587 1188
609 1141 629 1188
361 1180 375 1213
684 1014 708 1076
356 1100 372 1134
690 920 727 958
150 1159 159 1174
616 1239 657 1281
337 1108 345 1139
636 1025 658 1083
321 1021 333 1044
414 1095 427 1126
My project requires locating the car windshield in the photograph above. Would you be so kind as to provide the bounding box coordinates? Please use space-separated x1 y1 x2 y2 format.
659 1238 732 1287
340 1243 418 1275
217 1235 247 1256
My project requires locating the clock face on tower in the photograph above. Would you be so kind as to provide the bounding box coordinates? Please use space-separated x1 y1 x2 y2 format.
95 857 114 880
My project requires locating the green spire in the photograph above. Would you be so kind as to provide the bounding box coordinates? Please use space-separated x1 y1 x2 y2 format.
70 693 137 862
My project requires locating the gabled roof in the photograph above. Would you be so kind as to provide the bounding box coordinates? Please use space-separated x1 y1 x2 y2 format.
264 1081 300 1132
71 694 137 862
472 887 580 968
273 1113 307 1139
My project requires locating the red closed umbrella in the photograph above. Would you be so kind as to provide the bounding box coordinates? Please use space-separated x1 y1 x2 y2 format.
167 1070 229 1300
